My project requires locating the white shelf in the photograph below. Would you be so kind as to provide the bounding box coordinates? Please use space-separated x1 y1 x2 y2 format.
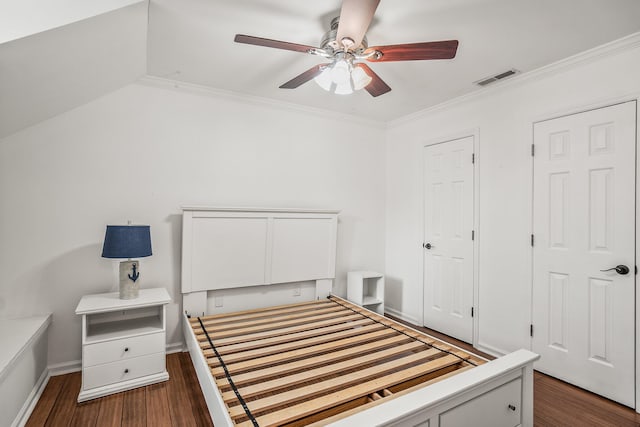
363 296 383 306
85 316 163 344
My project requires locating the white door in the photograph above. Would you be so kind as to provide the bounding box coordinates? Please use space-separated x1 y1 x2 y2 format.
532 101 636 407
423 136 475 343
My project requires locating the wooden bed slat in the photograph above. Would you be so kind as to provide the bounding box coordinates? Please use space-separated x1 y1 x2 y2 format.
236 354 466 426
204 323 386 364
194 308 355 339
209 328 402 376
221 344 437 401
208 318 374 355
199 313 364 346
196 303 345 331
190 299 331 324
227 351 464 419
215 334 415 389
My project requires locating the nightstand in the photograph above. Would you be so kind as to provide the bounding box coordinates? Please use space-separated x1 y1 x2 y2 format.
75 287 171 402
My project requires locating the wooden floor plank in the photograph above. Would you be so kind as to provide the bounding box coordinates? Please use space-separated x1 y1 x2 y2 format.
70 398 100 427
44 371 81 426
165 351 198 426
145 382 171 426
25 375 66 427
179 352 214 427
121 387 146 427
96 393 124 427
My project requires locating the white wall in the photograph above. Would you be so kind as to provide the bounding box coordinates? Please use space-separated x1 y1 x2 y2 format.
385 41 640 355
0 82 386 366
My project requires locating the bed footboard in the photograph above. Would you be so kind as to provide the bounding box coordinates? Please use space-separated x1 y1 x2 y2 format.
326 348 538 427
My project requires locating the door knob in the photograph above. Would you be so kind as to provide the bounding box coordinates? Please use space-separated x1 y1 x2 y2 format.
423 243 432 250
600 265 630 275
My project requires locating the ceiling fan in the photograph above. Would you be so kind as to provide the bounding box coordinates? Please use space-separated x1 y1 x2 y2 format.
234 0 458 97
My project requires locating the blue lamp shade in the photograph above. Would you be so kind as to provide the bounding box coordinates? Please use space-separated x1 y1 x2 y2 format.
102 225 152 259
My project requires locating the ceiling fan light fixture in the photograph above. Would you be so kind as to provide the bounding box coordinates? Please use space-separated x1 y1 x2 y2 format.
330 59 351 85
351 66 372 90
334 81 354 95
314 66 333 91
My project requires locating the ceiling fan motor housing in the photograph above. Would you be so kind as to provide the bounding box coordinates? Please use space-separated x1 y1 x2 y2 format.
320 16 368 54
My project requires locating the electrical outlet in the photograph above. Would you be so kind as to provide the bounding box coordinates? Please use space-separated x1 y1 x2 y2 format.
293 286 301 297
214 296 223 307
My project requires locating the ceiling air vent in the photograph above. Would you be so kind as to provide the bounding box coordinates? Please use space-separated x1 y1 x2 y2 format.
474 69 519 86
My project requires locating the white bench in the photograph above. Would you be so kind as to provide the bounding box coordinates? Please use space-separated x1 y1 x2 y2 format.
0 314 52 427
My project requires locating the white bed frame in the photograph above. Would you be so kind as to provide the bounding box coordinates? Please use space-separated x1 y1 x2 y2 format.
181 207 539 427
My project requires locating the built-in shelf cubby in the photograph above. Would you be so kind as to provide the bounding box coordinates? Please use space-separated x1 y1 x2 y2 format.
347 271 385 315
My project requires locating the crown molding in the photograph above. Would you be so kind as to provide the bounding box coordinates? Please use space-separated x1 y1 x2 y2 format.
136 75 385 130
388 32 640 129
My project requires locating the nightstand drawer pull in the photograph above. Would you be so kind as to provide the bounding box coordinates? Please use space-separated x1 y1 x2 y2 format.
124 369 129 374
124 347 129 352
508 404 516 411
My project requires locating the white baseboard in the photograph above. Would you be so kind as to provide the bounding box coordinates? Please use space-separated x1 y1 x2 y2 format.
12 368 49 427
166 342 185 354
475 341 507 358
47 359 81 376
384 306 421 326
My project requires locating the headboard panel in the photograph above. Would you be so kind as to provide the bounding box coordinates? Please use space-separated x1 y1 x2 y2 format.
181 207 339 316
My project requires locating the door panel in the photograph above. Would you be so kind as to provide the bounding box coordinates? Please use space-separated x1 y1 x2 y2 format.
423 136 474 343
532 101 636 407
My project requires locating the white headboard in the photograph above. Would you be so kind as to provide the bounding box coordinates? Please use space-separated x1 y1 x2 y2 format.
181 206 339 316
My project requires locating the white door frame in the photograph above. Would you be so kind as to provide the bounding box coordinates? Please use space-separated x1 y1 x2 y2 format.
528 94 639 410
422 128 480 347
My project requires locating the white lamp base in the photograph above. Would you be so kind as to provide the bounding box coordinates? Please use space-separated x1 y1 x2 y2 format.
119 260 141 299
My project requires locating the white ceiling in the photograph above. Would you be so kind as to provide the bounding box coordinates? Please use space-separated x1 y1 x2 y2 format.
2 0 640 139
147 0 640 121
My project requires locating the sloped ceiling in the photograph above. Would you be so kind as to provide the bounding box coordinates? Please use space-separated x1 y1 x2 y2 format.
0 2 147 139
2 0 640 138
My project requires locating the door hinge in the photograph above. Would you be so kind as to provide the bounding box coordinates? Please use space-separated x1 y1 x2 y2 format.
531 144 535 157
531 234 534 247
472 153 475 164
636 265 638 275
471 307 474 317
530 324 534 337
472 230 475 241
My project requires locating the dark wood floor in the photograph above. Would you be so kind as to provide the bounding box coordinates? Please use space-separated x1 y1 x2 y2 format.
26 352 213 427
28 326 640 426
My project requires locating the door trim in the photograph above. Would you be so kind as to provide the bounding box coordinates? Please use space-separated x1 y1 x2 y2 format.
422 128 480 347
529 96 639 410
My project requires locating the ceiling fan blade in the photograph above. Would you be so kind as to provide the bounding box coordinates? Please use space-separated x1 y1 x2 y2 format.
234 34 316 54
356 63 391 97
336 0 380 50
366 40 459 62
280 64 330 89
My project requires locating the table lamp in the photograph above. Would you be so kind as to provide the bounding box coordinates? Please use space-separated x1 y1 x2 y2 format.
102 224 152 299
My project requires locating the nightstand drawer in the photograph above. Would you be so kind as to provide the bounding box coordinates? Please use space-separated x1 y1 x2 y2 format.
84 332 164 367
83 352 165 390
